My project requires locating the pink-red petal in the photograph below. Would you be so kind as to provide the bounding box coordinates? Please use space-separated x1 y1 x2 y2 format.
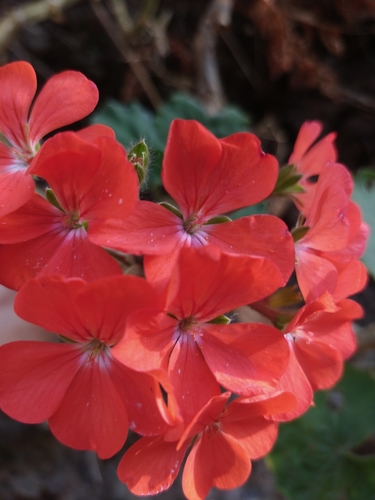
0 341 82 423
29 71 98 143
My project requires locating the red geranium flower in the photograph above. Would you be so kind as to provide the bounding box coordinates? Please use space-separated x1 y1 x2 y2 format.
0 130 138 288
0 61 99 216
0 275 169 458
294 162 366 302
272 292 363 421
113 245 289 425
289 120 337 214
89 119 295 290
118 391 296 500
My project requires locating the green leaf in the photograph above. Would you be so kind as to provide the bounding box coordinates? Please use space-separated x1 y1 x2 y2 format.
269 364 375 500
227 202 268 219
352 168 375 277
154 93 251 142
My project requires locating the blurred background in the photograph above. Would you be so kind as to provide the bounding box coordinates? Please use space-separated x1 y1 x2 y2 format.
0 0 374 499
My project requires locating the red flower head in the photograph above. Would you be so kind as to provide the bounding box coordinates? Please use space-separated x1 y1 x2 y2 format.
272 292 363 421
89 119 295 291
294 162 367 302
117 391 296 500
113 245 289 426
0 275 169 458
0 130 139 289
0 61 99 216
288 120 337 215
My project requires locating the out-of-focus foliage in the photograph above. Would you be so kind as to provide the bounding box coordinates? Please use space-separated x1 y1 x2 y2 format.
269 364 375 500
352 168 375 278
90 93 251 188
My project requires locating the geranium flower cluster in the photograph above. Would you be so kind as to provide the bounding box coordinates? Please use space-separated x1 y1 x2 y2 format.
0 62 368 499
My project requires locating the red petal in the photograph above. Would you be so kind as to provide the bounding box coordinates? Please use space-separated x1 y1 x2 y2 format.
204 215 295 285
333 260 368 302
294 337 343 391
89 200 182 255
182 431 250 500
48 354 128 458
0 61 36 149
75 124 116 141
117 435 188 495
163 120 277 219
162 120 222 218
166 245 287 322
198 323 289 395
0 226 121 290
0 169 35 218
109 356 170 436
168 335 221 425
272 346 313 421
289 121 323 164
113 310 176 377
0 341 82 423
221 414 277 459
32 132 138 224
0 194 60 243
29 71 98 143
14 275 90 342
296 247 338 302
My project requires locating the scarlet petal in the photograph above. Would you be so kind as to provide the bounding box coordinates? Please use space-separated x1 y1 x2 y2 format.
118 435 188 495
166 245 287 322
0 341 82 423
109 356 170 437
289 121 323 165
14 275 89 342
0 61 36 149
273 346 313 421
0 226 122 290
168 335 220 425
0 169 35 217
296 247 338 302
29 71 99 143
75 124 116 141
48 354 129 459
113 310 176 378
334 260 368 302
0 194 60 243
182 432 250 500
221 415 277 459
30 132 139 243
294 337 343 391
162 120 222 217
205 215 295 285
197 323 289 395
163 120 278 219
15 274 158 344
89 200 182 256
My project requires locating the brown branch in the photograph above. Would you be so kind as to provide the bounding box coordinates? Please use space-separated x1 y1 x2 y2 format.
193 0 234 114
0 0 81 61
89 0 162 109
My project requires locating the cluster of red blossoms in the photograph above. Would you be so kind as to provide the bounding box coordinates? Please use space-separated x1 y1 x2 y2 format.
0 62 368 499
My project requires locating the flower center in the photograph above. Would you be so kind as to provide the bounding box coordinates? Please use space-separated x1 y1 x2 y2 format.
61 211 88 230
83 338 111 360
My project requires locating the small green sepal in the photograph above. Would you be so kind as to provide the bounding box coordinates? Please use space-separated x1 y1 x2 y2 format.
128 139 149 184
272 164 304 196
46 188 64 211
208 315 231 325
159 202 183 219
292 225 310 242
206 215 232 224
